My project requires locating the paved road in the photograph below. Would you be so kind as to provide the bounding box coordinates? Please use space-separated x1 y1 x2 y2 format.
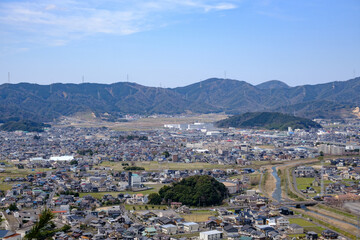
46 170 55 207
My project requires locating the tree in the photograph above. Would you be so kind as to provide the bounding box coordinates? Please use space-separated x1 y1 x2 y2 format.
162 151 170 158
159 175 228 207
25 208 69 240
8 203 18 211
148 193 162 205
70 160 78 165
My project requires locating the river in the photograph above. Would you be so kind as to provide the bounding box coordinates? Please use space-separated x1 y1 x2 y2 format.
272 166 282 202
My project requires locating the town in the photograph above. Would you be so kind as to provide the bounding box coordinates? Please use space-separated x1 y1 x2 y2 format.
0 116 359 240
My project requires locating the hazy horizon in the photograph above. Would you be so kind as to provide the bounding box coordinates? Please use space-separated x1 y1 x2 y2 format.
2 76 360 89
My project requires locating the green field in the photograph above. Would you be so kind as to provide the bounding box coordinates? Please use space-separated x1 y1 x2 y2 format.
289 218 325 234
295 177 332 197
125 204 168 211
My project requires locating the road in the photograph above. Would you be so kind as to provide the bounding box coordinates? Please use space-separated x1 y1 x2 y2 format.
46 170 55 207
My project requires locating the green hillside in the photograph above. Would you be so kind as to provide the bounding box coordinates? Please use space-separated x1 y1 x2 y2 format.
215 112 322 130
0 120 51 132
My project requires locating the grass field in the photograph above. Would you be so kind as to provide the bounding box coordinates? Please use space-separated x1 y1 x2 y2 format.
289 218 325 234
288 234 306 239
100 161 241 171
295 177 332 197
292 209 357 239
125 204 168 211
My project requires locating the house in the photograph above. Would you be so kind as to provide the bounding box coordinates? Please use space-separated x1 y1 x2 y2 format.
276 217 289 227
223 225 239 238
171 202 182 209
0 230 21 240
161 224 177 235
200 230 223 240
322 230 338 239
143 227 157 237
288 223 304 234
294 166 315 177
279 207 293 215
205 220 220 229
183 222 199 232
306 231 318 240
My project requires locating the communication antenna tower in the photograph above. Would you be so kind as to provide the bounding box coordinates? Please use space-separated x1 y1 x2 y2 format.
127 74 129 82
82 75 85 83
8 72 10 83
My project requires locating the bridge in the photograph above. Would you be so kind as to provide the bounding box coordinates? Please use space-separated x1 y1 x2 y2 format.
272 200 319 207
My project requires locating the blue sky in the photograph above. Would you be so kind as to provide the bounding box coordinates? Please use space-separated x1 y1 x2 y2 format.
0 0 359 87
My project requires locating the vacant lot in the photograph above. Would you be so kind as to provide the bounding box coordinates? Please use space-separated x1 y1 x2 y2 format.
180 210 216 222
60 114 227 131
79 183 167 199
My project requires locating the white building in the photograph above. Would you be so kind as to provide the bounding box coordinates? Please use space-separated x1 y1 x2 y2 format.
200 230 223 240
276 217 289 227
318 144 345 155
183 222 199 232
161 224 177 235
49 155 74 161
222 182 238 194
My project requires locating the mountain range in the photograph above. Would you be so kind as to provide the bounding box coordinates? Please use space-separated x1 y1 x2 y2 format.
0 77 359 122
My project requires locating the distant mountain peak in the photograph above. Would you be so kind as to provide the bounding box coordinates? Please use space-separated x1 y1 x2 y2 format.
256 80 289 89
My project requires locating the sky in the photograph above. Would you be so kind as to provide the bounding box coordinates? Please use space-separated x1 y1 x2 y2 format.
0 0 359 88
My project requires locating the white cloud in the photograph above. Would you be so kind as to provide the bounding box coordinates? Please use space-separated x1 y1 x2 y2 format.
0 0 238 47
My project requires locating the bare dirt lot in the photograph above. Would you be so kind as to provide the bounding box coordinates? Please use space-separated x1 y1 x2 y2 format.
56 113 228 131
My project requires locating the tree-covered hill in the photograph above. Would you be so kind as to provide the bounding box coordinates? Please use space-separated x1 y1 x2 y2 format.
0 120 51 132
215 112 321 130
153 175 228 207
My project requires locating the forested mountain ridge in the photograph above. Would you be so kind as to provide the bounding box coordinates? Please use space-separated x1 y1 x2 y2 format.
0 77 359 122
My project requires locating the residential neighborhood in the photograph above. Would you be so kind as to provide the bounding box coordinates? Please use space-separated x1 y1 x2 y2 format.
0 117 359 239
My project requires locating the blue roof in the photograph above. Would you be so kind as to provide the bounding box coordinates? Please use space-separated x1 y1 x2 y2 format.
0 230 12 238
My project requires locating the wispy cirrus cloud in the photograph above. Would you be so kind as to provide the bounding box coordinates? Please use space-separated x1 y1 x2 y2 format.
0 0 238 48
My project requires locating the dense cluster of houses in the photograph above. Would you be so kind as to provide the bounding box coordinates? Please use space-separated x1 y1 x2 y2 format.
0 118 359 239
